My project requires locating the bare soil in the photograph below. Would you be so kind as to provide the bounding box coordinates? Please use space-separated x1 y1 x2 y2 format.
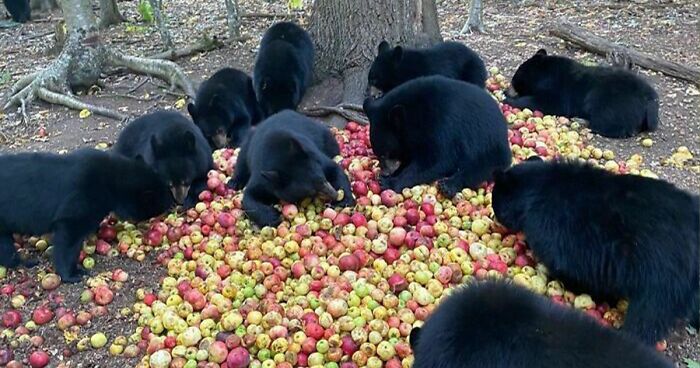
0 0 697 367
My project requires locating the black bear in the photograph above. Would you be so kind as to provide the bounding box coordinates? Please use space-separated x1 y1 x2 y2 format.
113 110 213 206
363 75 511 198
0 148 171 282
504 49 659 138
253 22 314 117
228 110 355 227
188 68 263 149
4 0 30 23
367 40 487 97
410 280 674 368
491 157 700 345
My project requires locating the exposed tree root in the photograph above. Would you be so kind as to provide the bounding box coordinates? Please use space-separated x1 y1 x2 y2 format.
37 87 127 120
106 49 195 98
302 104 369 125
4 44 194 123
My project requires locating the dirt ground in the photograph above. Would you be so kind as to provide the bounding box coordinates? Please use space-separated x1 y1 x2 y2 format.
0 0 698 367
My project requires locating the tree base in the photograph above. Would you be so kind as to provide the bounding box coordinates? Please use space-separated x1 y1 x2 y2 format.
3 35 194 123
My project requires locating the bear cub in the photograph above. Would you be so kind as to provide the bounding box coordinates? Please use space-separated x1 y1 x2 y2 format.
363 75 511 198
504 49 659 138
0 149 171 282
253 22 314 117
228 110 355 227
113 110 213 207
367 40 487 97
188 68 262 149
4 0 30 23
491 157 699 345
410 280 674 368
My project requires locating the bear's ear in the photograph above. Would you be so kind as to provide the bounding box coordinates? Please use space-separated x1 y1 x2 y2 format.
362 97 375 114
388 104 406 127
392 46 404 62
493 169 508 184
261 170 280 184
182 131 196 152
378 40 390 54
286 136 309 157
208 95 221 108
525 155 543 163
187 103 197 119
535 48 547 57
409 327 422 349
150 135 163 156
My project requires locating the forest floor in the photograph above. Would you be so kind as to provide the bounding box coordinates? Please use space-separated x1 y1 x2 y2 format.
0 0 698 367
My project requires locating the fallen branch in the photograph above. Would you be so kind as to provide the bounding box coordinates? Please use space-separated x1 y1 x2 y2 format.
240 12 293 19
147 35 249 61
549 22 700 85
302 105 369 125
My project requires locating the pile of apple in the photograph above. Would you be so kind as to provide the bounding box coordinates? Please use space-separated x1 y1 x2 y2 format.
0 67 658 367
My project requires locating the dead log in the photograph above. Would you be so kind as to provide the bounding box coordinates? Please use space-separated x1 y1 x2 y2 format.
549 22 700 85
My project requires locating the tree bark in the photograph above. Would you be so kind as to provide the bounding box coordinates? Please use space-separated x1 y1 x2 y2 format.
549 22 700 85
308 0 442 107
149 0 175 50
224 0 240 38
462 0 485 34
98 0 124 28
30 0 59 12
3 0 193 123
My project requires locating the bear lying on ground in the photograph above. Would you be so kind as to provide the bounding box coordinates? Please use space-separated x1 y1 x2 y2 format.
188 67 262 149
504 49 659 138
253 22 314 117
4 0 30 23
0 148 171 282
228 110 354 227
363 75 511 198
113 110 213 207
491 156 700 345
367 40 487 97
410 280 674 368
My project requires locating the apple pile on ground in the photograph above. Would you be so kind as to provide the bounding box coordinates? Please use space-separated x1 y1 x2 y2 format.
0 67 664 368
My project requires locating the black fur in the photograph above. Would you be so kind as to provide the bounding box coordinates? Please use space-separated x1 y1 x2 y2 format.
4 0 30 23
0 149 171 282
367 40 487 96
363 75 511 198
228 110 355 227
492 157 700 345
504 49 659 138
188 68 262 149
113 110 213 207
410 280 674 368
253 22 314 117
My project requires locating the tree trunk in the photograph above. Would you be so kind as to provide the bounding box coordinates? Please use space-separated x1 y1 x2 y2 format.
98 0 124 28
149 0 175 50
3 0 193 123
308 0 442 107
224 0 240 38
30 0 59 12
462 0 485 34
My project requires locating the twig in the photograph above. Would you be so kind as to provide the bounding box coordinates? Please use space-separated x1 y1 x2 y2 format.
127 78 149 93
27 30 55 40
99 93 154 102
302 105 369 125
